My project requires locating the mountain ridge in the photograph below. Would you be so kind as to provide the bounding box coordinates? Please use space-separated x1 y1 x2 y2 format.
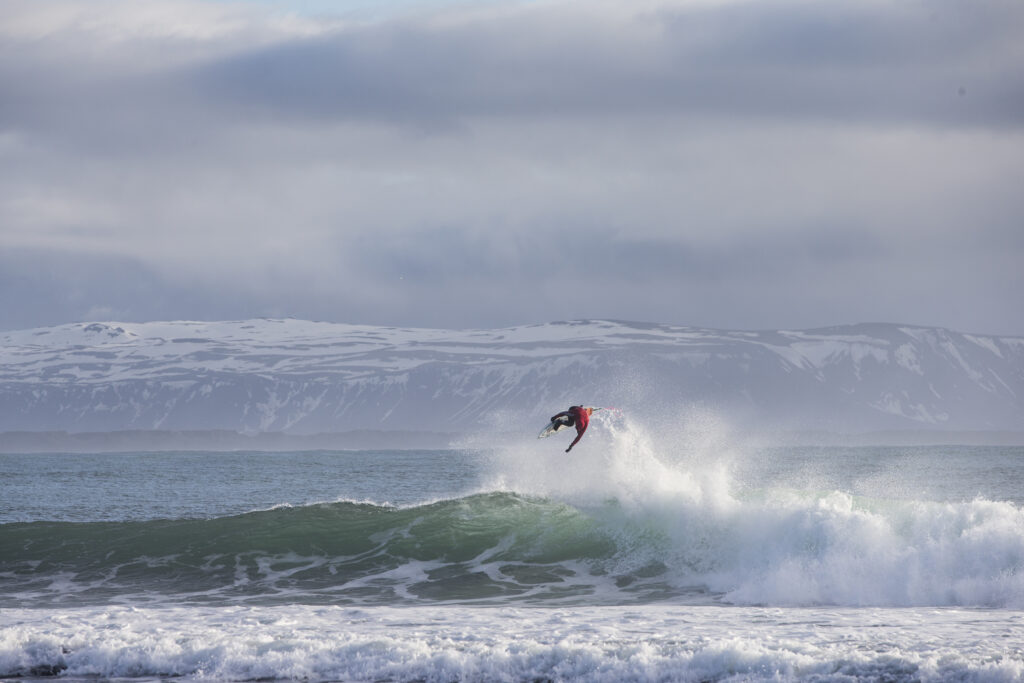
2 318 1022 434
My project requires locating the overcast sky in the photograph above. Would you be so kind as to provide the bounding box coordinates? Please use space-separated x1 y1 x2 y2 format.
1 0 1022 335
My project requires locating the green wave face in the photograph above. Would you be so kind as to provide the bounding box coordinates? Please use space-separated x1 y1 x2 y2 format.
6 485 1024 609
0 493 650 607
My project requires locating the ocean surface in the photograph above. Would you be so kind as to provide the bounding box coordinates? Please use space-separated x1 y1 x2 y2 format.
2 413 1024 681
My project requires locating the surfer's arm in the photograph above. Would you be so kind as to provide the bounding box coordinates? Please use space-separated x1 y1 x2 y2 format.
565 423 587 452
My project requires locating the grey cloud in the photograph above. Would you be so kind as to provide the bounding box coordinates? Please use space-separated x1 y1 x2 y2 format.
180 0 1024 129
3 0 1022 149
1 0 1022 335
0 249 200 329
0 247 375 330
348 226 845 287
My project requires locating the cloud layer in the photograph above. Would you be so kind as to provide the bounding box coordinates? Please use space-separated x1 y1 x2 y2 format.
1 0 1022 333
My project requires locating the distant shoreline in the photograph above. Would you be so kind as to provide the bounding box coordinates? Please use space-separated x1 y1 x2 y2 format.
2 428 1023 453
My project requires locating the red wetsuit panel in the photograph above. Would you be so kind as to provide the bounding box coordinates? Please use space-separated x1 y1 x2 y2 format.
570 406 589 435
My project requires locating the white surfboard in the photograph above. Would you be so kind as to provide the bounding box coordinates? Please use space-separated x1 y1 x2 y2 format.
538 418 572 439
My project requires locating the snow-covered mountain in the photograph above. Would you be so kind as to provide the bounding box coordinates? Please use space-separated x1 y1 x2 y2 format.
1 319 1022 434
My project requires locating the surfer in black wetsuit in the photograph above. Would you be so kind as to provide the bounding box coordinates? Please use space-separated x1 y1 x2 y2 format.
549 405 592 453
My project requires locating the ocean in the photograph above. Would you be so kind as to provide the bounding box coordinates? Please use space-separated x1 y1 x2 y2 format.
2 413 1023 682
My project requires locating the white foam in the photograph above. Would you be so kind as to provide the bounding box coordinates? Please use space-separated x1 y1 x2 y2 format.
485 413 1024 608
2 604 1021 682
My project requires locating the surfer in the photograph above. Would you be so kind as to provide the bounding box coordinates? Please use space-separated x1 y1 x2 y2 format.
549 405 592 453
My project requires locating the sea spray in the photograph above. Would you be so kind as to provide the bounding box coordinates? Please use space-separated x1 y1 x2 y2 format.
480 411 1024 607
482 408 734 510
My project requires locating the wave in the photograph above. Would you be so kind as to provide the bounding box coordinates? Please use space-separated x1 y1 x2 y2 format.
0 492 622 606
3 486 1023 608
4 413 1023 609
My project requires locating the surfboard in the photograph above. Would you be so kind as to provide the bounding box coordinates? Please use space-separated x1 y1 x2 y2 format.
537 407 604 439
538 418 571 439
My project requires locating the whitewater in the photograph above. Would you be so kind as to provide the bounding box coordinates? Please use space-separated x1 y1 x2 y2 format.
2 412 1023 681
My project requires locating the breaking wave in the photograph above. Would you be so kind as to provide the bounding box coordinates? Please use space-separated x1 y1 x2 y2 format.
4 415 1023 609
